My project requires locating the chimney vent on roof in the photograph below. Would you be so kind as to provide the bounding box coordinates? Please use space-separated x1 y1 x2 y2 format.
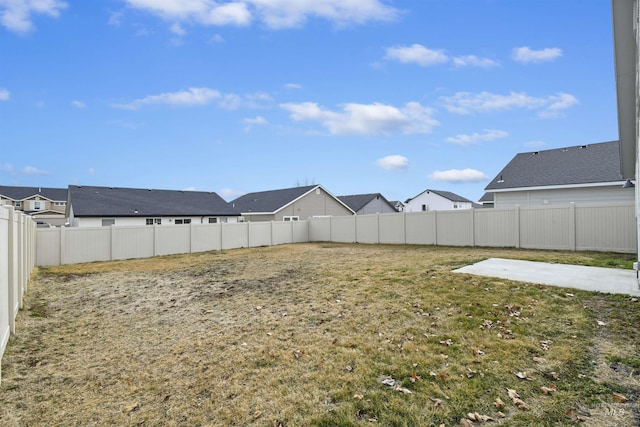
580 145 587 149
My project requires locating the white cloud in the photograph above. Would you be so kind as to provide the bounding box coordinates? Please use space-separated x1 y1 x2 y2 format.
22 165 50 175
71 100 86 108
384 44 448 66
446 129 508 146
0 87 9 100
170 22 186 35
112 87 221 110
441 91 578 117
0 0 67 33
182 186 197 191
280 101 439 136
1 163 15 174
124 0 397 29
87 167 96 175
429 168 488 183
285 83 302 89
376 155 408 171
108 10 123 26
208 33 224 43
512 46 562 64
242 115 267 132
452 55 499 68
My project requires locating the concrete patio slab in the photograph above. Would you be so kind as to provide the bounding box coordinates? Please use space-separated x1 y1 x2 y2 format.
453 258 640 296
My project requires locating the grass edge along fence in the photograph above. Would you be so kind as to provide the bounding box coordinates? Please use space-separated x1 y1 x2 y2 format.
0 206 37 383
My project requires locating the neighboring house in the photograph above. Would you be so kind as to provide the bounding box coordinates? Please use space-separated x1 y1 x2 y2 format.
66 185 240 227
478 193 495 208
612 0 639 276
485 141 633 208
404 189 475 212
0 185 68 226
230 184 354 222
390 200 405 212
337 193 397 215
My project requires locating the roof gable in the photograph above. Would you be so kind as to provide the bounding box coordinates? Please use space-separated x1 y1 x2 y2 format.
408 189 474 204
486 141 623 191
68 185 239 217
0 185 67 201
337 193 393 212
230 185 319 213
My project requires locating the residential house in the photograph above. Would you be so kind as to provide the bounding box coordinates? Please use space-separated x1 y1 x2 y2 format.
478 193 495 208
484 141 633 208
390 200 405 212
612 0 639 277
337 193 397 215
230 184 354 222
0 185 68 226
404 189 475 212
66 185 240 227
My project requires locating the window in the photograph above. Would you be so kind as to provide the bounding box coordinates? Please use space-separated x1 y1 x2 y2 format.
453 204 458 209
175 219 191 225
33 201 42 210
146 218 161 225
283 216 299 221
102 218 115 227
54 201 66 206
15 201 22 207
421 204 426 211
208 218 218 224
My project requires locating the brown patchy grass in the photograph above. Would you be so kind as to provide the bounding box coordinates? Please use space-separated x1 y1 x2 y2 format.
1 243 638 426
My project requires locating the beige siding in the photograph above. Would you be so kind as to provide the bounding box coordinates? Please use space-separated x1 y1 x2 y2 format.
495 186 634 207
276 187 352 220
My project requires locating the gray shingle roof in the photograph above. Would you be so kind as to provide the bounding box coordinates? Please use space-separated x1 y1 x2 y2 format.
68 185 239 217
479 192 494 203
0 185 67 201
485 141 623 191
337 193 395 212
425 189 474 204
230 185 319 213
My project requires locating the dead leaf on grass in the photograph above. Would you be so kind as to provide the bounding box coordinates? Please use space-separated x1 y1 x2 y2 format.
459 418 474 427
410 372 421 383
353 394 364 400
496 411 506 418
541 385 557 395
494 397 505 409
253 411 262 419
533 356 547 364
429 397 443 407
515 371 532 380
122 402 139 414
613 393 628 403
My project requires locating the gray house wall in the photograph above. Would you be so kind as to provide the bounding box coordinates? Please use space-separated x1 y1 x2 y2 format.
358 198 397 215
494 185 634 208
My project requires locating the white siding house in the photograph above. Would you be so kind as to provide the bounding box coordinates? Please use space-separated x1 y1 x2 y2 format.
404 189 474 212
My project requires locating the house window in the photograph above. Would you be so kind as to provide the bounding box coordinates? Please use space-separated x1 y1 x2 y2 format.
453 204 458 209
146 218 161 225
54 201 66 206
102 218 115 227
33 201 42 210
208 218 218 224
283 216 299 221
15 201 22 208
421 204 426 211
175 219 191 225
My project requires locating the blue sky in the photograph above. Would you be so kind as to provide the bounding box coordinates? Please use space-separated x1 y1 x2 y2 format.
0 0 618 203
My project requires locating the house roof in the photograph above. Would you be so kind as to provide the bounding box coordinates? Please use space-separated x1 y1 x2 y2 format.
479 192 494 203
485 141 623 191
68 185 239 217
0 185 67 201
231 185 355 214
337 193 395 212
407 189 474 204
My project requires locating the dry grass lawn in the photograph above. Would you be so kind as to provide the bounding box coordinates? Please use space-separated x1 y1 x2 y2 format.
1 243 639 426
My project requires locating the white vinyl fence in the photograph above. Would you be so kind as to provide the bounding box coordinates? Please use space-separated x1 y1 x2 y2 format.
1 206 37 383
36 202 637 268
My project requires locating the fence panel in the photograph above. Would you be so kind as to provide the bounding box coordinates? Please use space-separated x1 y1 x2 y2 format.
331 216 356 243
474 208 518 248
379 213 405 244
155 225 191 256
36 228 61 266
435 210 475 246
191 224 222 252
0 208 10 380
576 203 637 252
63 227 112 264
221 223 249 250
355 215 379 243
405 212 436 245
519 205 573 250
112 226 154 260
309 217 331 241
249 222 273 247
293 220 309 243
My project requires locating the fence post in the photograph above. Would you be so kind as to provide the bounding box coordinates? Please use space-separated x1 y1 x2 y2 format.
433 211 438 246
59 225 66 266
402 211 406 244
569 203 577 251
6 207 15 334
470 209 476 247
515 206 521 249
190 223 194 253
